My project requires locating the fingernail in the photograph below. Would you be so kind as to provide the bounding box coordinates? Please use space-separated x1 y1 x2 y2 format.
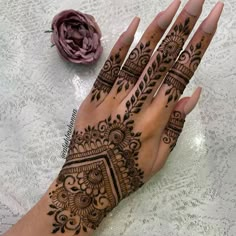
126 16 140 34
184 87 202 115
122 17 140 44
185 0 205 16
158 0 181 29
201 2 224 34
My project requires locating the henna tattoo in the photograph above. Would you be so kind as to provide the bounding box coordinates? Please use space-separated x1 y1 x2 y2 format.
116 41 152 93
125 52 169 115
159 18 191 58
125 18 191 115
91 52 121 102
48 114 144 234
179 39 203 71
47 18 194 234
163 111 185 151
164 38 203 107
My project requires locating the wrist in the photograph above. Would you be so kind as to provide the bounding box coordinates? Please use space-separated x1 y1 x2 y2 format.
4 180 94 236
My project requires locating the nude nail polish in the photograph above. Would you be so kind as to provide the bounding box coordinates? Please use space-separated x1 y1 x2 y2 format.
201 2 224 34
184 87 202 115
185 0 205 16
158 0 181 29
126 16 140 34
122 17 140 44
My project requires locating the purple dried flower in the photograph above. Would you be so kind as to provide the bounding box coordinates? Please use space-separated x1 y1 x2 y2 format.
51 10 103 64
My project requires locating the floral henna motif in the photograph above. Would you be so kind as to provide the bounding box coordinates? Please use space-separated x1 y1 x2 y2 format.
116 41 152 93
48 114 144 234
162 111 185 151
125 18 191 115
91 52 122 101
159 18 191 58
164 38 203 107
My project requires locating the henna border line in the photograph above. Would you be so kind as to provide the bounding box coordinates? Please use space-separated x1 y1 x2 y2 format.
62 155 121 201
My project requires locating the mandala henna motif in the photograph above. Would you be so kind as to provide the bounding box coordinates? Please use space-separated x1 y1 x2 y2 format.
164 38 203 107
48 114 144 234
159 18 191 58
163 111 185 151
116 41 152 93
91 53 121 101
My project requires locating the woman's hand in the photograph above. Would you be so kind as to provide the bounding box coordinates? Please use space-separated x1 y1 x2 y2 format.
4 0 224 236
46 0 224 235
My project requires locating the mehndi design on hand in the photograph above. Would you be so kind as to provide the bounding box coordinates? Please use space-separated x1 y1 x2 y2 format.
48 114 143 234
47 0 224 235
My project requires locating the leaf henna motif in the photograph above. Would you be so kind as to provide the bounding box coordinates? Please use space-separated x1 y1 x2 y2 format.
125 18 191 115
164 38 203 107
116 41 152 93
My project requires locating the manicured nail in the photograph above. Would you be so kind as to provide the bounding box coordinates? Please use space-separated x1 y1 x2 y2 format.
184 87 202 115
158 0 181 29
185 0 205 16
122 17 140 44
126 16 140 34
201 2 224 34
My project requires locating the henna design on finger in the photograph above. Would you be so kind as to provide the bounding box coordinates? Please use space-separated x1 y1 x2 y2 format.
159 18 191 59
48 114 144 234
179 38 203 71
116 41 152 93
91 52 122 102
125 18 191 116
163 111 185 151
164 38 203 107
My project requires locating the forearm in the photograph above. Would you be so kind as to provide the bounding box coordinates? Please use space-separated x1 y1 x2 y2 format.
4 180 94 236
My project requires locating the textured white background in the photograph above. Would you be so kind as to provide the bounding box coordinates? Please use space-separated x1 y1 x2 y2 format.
0 0 236 235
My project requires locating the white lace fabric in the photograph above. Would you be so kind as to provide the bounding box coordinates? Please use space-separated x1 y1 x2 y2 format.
0 0 236 235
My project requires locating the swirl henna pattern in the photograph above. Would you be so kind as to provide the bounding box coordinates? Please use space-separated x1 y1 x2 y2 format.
91 52 122 101
164 38 203 107
48 114 144 234
116 41 152 93
162 111 185 151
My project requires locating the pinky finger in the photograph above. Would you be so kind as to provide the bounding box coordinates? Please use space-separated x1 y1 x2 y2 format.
151 87 202 174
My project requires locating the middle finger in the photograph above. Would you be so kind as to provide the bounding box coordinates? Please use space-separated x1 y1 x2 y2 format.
121 0 205 117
